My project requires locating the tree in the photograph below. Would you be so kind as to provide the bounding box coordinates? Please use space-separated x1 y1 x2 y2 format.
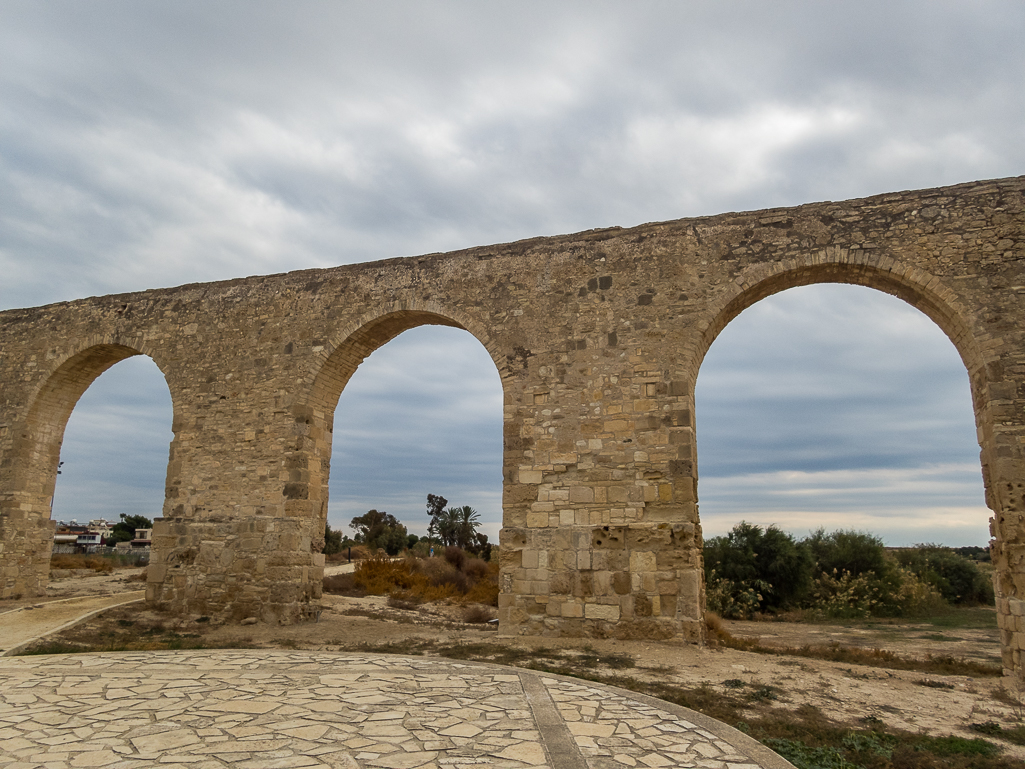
426 493 447 544
350 509 408 556
106 514 152 545
324 522 343 555
450 505 481 550
473 531 492 561
436 507 460 547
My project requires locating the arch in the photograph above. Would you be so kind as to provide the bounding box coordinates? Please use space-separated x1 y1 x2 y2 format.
689 253 999 514
689 254 1007 645
308 300 511 414
695 282 987 543
1 338 179 598
693 254 986 386
290 302 509 540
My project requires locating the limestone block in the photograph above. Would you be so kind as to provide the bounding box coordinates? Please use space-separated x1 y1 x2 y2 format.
612 571 631 595
519 469 542 484
629 551 657 572
584 603 620 621
561 601 584 618
526 512 549 528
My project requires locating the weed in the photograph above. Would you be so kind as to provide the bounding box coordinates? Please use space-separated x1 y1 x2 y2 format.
17 641 92 655
923 606 997 630
573 651 635 670
50 554 115 573
968 723 1025 746
343 552 498 606
971 721 1004 736
991 683 1025 720
461 604 496 624
709 619 1002 677
916 679 955 690
723 678 746 689
387 596 422 611
323 573 365 596
764 738 855 769
749 685 779 702
842 730 896 757
911 734 999 757
920 633 960 641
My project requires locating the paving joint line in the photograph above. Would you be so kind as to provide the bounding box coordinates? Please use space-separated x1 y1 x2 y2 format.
518 669 589 769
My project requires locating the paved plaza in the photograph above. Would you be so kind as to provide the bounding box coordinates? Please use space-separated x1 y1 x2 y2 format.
0 650 793 768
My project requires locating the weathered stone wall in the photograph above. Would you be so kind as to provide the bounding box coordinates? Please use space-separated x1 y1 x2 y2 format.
1 176 1023 669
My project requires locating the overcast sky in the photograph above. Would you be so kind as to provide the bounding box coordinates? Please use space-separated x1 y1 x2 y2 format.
4 2 1022 546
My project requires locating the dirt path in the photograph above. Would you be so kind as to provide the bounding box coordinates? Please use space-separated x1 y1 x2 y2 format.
0 591 144 655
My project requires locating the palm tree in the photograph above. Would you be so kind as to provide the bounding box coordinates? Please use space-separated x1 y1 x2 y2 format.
437 507 461 547
453 505 481 550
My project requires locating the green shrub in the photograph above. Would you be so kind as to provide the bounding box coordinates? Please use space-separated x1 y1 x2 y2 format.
809 569 881 620
705 570 769 619
805 529 890 580
706 525 991 620
895 545 995 605
873 565 947 618
704 522 813 612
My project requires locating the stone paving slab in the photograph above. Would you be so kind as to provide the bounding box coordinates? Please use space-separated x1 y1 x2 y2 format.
0 651 794 768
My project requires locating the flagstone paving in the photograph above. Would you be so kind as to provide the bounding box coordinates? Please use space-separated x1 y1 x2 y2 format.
0 651 793 768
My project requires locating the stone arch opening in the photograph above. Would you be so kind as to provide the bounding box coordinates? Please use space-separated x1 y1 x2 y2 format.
690 259 1016 666
52 356 174 533
695 283 985 544
691 260 994 503
1 342 177 598
300 308 507 552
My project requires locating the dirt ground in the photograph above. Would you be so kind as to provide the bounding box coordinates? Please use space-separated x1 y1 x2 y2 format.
8 567 1025 761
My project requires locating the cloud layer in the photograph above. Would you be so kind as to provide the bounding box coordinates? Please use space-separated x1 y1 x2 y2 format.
10 2 1022 544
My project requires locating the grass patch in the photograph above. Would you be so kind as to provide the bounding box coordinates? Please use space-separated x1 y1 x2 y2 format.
18 641 94 655
12 605 253 655
706 617 1002 678
14 631 238 655
971 722 1025 746
339 607 418 625
921 606 998 630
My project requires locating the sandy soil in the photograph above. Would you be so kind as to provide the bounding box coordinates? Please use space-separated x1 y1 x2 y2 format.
7 567 1025 761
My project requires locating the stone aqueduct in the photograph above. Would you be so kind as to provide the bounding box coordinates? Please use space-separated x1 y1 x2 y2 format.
1 177 1023 672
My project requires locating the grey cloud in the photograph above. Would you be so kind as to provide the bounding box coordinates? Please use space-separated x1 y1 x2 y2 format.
7 2 1021 544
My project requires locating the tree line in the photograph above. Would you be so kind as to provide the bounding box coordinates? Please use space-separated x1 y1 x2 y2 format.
323 492 491 559
705 521 994 619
